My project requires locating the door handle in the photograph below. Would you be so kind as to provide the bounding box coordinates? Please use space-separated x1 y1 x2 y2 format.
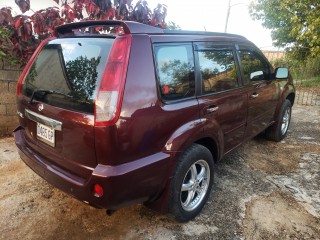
204 106 219 114
250 93 259 99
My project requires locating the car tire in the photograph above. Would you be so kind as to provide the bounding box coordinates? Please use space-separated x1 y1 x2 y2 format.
265 99 292 142
168 143 214 222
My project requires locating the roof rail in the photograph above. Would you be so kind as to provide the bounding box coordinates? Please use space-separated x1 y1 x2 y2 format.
163 29 246 39
54 20 164 37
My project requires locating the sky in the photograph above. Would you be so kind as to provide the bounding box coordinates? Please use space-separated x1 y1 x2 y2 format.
0 0 276 49
149 0 274 49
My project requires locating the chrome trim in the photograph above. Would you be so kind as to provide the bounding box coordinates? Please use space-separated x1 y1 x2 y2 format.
17 110 24 118
206 106 219 113
250 93 259 99
25 109 62 131
38 104 44 111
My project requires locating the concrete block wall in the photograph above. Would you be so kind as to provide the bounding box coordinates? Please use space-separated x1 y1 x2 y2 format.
0 60 22 136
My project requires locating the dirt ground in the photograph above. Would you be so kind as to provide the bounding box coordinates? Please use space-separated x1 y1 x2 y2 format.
1 105 319 240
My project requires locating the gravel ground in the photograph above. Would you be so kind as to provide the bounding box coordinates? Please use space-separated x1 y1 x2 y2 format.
0 105 319 240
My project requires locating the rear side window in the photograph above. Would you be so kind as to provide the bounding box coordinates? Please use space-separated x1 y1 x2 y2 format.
198 49 238 94
153 44 195 101
22 38 114 113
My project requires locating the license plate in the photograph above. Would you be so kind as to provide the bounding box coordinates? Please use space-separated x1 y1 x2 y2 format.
37 122 55 147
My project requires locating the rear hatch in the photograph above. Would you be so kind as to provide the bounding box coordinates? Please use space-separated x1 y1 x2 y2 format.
17 37 114 179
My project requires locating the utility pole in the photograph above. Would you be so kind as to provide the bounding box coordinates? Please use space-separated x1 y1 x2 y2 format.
224 1 247 33
224 0 231 33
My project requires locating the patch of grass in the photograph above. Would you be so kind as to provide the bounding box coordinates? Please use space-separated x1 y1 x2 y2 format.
294 76 320 88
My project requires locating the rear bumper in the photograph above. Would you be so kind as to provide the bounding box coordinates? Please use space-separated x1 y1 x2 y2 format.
14 126 171 210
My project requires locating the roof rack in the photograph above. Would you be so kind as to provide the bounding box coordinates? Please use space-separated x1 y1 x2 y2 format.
54 20 246 39
163 29 246 39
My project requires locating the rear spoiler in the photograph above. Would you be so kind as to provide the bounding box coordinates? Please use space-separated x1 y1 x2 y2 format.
54 20 164 37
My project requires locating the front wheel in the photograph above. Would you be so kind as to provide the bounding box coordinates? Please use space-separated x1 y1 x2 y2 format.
168 144 214 222
265 99 292 141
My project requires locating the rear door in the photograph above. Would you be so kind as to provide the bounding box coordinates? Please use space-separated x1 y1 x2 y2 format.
195 42 247 153
236 45 279 138
17 37 114 179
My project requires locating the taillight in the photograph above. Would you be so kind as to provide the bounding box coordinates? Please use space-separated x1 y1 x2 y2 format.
94 35 131 126
16 37 55 96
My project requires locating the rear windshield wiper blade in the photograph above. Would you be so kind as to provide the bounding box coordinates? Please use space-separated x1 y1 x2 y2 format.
29 89 72 104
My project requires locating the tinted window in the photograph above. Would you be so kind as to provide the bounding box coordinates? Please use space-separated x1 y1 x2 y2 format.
238 49 270 82
198 49 238 94
23 38 114 113
154 44 195 101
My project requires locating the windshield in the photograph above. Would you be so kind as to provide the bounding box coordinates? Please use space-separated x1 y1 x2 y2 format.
22 38 114 113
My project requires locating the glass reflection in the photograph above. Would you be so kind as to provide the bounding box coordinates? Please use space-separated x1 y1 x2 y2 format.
199 50 237 93
154 44 195 101
23 38 113 113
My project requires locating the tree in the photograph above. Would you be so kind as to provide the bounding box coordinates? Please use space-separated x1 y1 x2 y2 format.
160 59 194 86
65 56 100 101
250 0 320 59
0 0 169 64
166 21 180 30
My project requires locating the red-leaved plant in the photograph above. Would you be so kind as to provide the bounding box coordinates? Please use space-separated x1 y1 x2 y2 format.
0 0 168 65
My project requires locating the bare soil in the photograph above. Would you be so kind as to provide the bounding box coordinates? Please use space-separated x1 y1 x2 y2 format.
1 105 319 239
244 191 320 240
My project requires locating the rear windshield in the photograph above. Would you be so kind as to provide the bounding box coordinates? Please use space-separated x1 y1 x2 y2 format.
22 38 114 113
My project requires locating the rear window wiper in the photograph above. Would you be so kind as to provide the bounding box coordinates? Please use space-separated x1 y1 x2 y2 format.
29 89 72 104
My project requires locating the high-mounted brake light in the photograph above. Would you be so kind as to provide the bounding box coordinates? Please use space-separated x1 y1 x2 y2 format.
95 35 131 126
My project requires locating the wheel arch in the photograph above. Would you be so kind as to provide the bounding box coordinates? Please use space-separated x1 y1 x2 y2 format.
273 84 295 122
286 92 295 106
145 126 221 214
194 137 219 163
167 143 215 221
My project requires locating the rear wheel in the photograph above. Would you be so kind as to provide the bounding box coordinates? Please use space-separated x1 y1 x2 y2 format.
169 144 214 222
265 99 292 141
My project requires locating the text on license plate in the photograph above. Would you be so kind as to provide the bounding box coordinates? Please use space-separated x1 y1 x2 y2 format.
37 122 55 146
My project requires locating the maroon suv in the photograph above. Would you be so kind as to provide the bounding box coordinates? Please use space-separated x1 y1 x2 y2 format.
14 20 295 222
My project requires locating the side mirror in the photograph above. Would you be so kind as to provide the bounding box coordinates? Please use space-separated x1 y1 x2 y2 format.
275 67 289 79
